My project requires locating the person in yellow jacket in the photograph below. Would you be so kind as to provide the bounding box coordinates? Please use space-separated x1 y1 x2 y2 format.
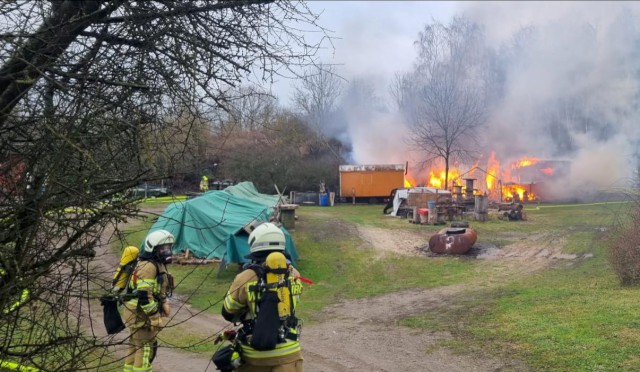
221 222 303 372
200 175 209 192
123 230 174 372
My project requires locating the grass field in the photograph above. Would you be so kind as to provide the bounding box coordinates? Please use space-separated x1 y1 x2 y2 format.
121 199 640 370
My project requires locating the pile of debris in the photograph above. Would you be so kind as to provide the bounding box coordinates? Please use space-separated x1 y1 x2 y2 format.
172 249 221 265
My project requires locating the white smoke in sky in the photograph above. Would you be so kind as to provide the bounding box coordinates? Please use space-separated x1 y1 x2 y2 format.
348 110 409 165
466 1 640 199
337 1 640 200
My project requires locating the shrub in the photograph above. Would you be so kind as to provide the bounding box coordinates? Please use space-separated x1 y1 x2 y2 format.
608 202 640 285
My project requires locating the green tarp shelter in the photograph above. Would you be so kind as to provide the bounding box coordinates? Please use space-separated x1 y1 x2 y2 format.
147 182 298 266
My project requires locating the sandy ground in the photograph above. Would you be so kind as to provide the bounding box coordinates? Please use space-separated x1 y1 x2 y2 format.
89 210 589 372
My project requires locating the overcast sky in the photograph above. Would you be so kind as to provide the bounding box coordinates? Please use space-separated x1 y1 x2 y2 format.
271 1 458 103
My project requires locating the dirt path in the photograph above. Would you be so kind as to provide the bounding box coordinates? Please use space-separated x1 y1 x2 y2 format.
302 285 525 372
298 225 587 372
90 212 587 372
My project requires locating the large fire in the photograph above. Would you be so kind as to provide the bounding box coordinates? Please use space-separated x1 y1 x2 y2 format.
403 164 460 189
428 166 461 189
503 183 535 202
513 157 539 168
404 154 556 202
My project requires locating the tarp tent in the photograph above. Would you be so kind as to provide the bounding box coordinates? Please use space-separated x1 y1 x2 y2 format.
221 181 282 207
147 182 298 266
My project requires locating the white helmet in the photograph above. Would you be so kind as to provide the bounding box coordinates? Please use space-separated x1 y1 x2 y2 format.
248 222 286 255
144 229 175 253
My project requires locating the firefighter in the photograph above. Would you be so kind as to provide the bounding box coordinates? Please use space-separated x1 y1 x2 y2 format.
200 175 209 192
123 230 174 372
220 223 303 372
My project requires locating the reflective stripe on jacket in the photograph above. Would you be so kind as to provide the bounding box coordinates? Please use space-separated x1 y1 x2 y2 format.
240 339 301 359
125 261 168 328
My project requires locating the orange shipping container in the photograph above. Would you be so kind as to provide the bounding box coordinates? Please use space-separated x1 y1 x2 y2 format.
339 164 405 200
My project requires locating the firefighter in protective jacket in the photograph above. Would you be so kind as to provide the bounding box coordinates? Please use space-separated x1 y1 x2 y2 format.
123 230 174 372
221 222 303 372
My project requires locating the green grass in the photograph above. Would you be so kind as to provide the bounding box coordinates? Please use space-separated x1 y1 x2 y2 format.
310 204 435 230
465 257 640 371
119 200 640 371
158 324 217 356
390 201 638 371
138 195 187 205
287 206 490 321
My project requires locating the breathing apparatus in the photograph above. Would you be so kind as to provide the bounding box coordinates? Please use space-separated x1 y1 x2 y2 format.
265 251 292 320
154 243 173 264
112 245 139 292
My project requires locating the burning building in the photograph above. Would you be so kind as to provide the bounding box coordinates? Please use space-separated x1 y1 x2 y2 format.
494 158 571 202
404 153 570 203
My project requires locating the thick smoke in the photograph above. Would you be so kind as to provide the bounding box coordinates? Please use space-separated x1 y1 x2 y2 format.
335 2 640 200
466 2 640 200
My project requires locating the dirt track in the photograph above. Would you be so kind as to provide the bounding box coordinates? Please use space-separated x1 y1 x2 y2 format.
91 210 586 372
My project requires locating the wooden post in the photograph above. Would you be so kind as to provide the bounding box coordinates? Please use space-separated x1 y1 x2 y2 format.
474 195 489 222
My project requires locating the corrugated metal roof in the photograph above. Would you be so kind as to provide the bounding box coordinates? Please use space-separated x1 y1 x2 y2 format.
339 164 405 172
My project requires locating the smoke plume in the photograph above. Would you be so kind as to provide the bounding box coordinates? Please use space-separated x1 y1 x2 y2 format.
338 2 640 200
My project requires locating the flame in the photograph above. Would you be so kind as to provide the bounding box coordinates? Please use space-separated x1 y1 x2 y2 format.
502 183 536 202
427 166 460 190
404 177 414 188
540 167 553 176
450 167 460 185
486 151 499 191
403 153 553 201
513 157 539 168
428 171 442 189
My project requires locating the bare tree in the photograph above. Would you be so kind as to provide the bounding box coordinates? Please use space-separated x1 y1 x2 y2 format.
224 85 279 132
342 77 384 118
293 63 344 132
148 105 215 186
293 64 346 161
396 17 489 189
0 1 326 370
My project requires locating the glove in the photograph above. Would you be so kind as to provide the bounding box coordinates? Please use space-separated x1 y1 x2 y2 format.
161 301 171 317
